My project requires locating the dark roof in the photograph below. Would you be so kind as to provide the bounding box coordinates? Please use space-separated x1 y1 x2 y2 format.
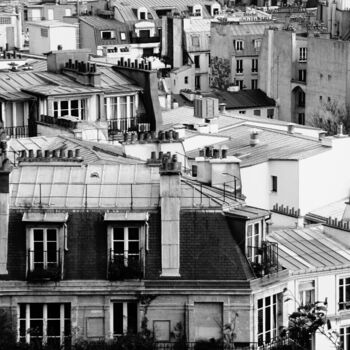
206 89 276 110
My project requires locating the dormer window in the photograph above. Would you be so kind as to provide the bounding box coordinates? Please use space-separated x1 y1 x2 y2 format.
246 220 263 263
105 212 148 280
101 30 115 40
137 7 148 20
211 4 220 16
234 40 244 51
192 4 202 17
23 212 68 282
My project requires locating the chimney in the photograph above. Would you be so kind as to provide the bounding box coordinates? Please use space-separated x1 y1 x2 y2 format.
0 136 10 274
342 199 350 222
219 103 226 113
250 129 260 147
287 124 295 134
159 153 182 277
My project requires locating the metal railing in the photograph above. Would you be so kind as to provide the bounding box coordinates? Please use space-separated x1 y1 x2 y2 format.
108 249 144 280
27 249 61 282
339 301 350 311
107 116 139 133
5 125 29 138
38 114 79 130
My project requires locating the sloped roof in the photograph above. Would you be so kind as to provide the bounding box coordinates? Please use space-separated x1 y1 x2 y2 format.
187 125 330 167
267 225 350 271
8 136 137 165
206 89 275 110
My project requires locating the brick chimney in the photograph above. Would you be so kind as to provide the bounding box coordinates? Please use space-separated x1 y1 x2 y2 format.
159 153 182 277
0 129 11 274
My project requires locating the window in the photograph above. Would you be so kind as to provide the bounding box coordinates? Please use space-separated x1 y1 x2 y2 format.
298 113 305 125
195 75 200 90
298 281 315 306
299 47 307 62
41 28 48 37
184 76 188 84
139 30 150 38
140 11 146 19
254 39 262 50
339 277 350 310
267 108 274 119
29 228 59 273
19 303 71 346
192 35 200 47
272 176 277 192
298 69 306 82
254 109 261 116
235 40 244 51
252 59 258 73
194 55 200 69
120 32 126 40
251 79 258 90
328 97 331 103
65 9 71 17
101 31 115 40
319 96 322 102
0 17 11 24
340 326 350 350
104 95 136 130
257 295 278 346
112 301 137 336
246 221 262 263
239 110 246 114
236 59 243 74
298 91 305 107
53 99 86 119
236 79 244 89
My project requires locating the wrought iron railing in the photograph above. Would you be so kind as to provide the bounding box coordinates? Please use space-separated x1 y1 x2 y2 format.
5 126 29 138
107 116 139 133
108 249 144 280
249 241 279 278
27 249 61 282
38 114 79 130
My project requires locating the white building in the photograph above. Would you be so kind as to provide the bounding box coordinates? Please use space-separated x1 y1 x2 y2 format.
27 20 78 55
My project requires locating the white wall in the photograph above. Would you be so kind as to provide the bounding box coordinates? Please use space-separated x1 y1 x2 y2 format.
299 137 350 215
49 26 77 52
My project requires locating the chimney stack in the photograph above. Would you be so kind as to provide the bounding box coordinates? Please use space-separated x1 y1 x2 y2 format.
0 130 10 274
250 130 260 147
159 153 181 277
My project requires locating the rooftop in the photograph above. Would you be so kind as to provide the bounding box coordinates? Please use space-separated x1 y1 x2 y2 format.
267 225 350 272
27 20 78 28
206 89 276 110
186 124 330 167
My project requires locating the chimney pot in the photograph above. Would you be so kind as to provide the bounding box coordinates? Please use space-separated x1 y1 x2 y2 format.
36 150 42 158
75 149 80 158
219 103 226 113
173 131 179 140
221 147 228 159
288 124 295 134
250 130 260 147
67 150 73 158
172 154 178 162
28 149 34 158
44 150 50 158
21 150 27 158
158 151 163 160
168 130 174 140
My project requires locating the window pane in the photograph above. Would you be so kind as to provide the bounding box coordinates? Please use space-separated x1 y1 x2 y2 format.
129 242 139 254
64 304 71 319
114 228 124 240
48 303 60 319
258 309 263 334
127 303 137 334
20 304 26 318
34 242 44 263
30 304 43 318
30 320 43 336
47 242 57 262
129 228 139 240
64 320 71 336
34 229 43 241
47 229 56 241
265 305 271 331
47 320 60 336
114 242 124 254
20 320 26 336
113 303 123 335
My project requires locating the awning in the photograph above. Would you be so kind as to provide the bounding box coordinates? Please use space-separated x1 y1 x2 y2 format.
104 212 149 221
22 212 69 223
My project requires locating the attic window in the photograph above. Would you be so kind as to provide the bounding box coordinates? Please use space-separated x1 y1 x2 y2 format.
139 11 146 20
120 32 126 40
101 31 115 40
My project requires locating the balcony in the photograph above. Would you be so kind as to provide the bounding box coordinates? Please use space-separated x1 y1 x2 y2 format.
5 126 29 139
27 250 61 282
108 249 143 280
38 114 79 130
250 241 280 278
130 36 160 44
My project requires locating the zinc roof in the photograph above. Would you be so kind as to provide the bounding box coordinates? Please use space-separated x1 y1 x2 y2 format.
10 163 241 210
212 21 274 36
79 16 128 30
267 225 350 271
186 125 329 167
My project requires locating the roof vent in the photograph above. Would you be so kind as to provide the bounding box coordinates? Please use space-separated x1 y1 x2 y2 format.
250 129 260 147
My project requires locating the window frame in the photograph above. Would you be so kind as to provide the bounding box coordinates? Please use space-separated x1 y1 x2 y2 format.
111 301 138 337
298 69 306 82
246 220 263 263
298 280 315 306
299 47 307 62
340 326 350 350
257 294 278 346
191 35 200 47
101 30 116 40
52 98 86 120
236 59 243 74
18 303 71 345
339 276 350 311
235 40 244 51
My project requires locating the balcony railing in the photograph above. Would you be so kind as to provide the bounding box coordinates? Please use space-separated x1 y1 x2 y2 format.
27 249 61 282
339 301 350 311
108 249 143 280
5 126 29 139
249 241 279 278
130 36 160 44
38 114 79 130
